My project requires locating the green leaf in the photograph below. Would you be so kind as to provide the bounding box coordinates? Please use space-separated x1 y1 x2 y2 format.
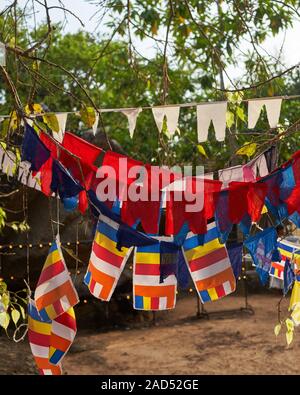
226 111 235 128
43 114 60 133
286 330 294 346
197 144 208 158
11 309 20 326
274 323 281 336
286 318 295 332
19 305 25 320
0 312 10 330
1 292 10 309
236 106 246 122
80 106 96 128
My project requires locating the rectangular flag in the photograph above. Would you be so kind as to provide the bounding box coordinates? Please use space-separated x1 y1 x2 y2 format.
84 214 133 301
183 222 236 303
133 239 177 311
49 307 77 365
270 240 300 280
34 236 79 320
28 299 62 375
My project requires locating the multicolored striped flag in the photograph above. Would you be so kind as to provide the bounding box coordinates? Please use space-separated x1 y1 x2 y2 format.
28 299 62 375
270 240 300 280
133 240 177 311
84 215 133 301
183 222 236 303
34 236 79 320
49 307 77 365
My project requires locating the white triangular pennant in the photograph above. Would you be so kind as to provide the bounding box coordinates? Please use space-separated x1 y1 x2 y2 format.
121 108 142 138
92 113 99 136
248 98 282 129
54 113 68 143
197 102 227 142
152 106 180 138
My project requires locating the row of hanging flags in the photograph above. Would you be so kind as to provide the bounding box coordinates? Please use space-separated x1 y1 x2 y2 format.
2 120 300 373
1 97 283 141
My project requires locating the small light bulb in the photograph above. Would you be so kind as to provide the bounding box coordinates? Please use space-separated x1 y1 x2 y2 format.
83 299 88 304
19 244 23 249
126 295 130 300
189 288 193 293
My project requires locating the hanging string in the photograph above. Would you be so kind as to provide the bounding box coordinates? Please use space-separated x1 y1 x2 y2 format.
22 185 30 288
73 222 80 285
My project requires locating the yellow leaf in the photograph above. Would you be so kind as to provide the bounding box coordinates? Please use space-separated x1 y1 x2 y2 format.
43 114 60 133
286 330 294 346
151 20 158 35
32 60 40 71
286 318 295 332
274 323 281 336
236 142 257 158
226 111 234 128
25 103 43 115
80 106 96 128
197 144 208 158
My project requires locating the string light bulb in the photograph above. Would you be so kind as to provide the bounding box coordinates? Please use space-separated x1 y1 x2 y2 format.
189 288 193 293
83 299 88 304
126 295 130 300
19 245 23 249
39 244 43 248
10 276 14 280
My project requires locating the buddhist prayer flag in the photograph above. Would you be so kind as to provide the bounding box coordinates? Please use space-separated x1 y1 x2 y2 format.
49 307 77 365
84 215 133 301
133 239 177 311
182 222 236 302
21 124 50 172
28 299 62 375
34 237 79 320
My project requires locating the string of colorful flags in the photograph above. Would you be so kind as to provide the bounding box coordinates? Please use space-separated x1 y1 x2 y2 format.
2 120 300 374
0 95 289 141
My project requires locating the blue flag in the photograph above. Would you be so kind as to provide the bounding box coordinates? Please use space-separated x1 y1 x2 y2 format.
51 160 83 199
283 259 295 295
21 124 50 171
244 227 278 285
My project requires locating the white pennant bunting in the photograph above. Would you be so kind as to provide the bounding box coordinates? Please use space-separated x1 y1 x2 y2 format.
197 102 227 143
92 113 99 136
121 108 142 138
152 106 180 138
248 98 282 129
54 113 68 143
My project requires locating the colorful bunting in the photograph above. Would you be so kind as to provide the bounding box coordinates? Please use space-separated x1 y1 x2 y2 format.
133 240 177 310
28 299 62 375
21 124 50 172
49 307 77 365
84 215 133 301
34 236 79 320
183 222 236 302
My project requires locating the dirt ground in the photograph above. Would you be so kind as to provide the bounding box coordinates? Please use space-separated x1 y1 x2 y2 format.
1 293 299 375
